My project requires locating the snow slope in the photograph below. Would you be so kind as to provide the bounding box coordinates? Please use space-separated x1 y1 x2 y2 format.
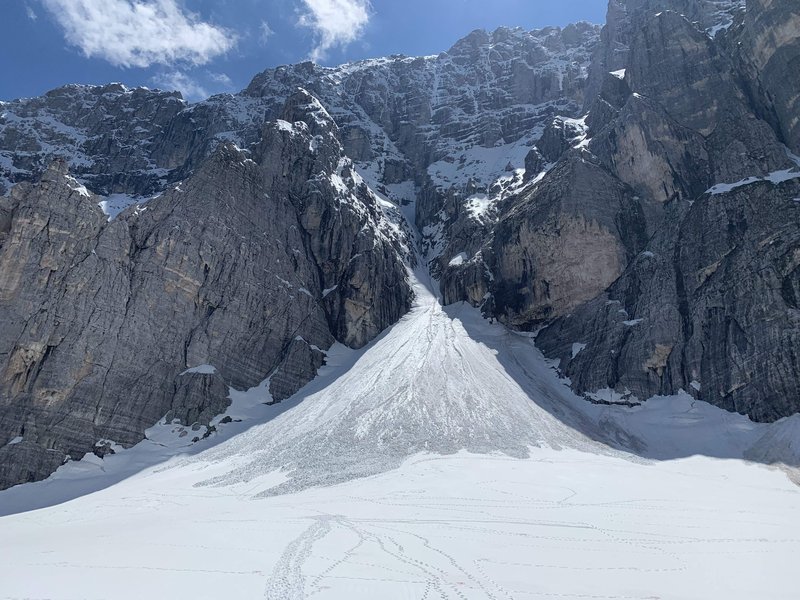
184 267 637 497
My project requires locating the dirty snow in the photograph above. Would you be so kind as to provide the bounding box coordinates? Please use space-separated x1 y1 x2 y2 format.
571 342 587 358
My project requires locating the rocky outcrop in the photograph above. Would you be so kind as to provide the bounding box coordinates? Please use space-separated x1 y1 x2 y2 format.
584 0 745 106
0 84 188 196
0 91 411 489
537 177 800 422
731 0 800 154
488 153 645 327
475 1 800 422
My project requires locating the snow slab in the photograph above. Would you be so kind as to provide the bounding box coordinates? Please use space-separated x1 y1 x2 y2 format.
180 364 217 376
426 138 534 191
586 387 638 405
98 193 150 221
465 193 492 220
448 252 468 266
71 184 90 197
707 160 800 195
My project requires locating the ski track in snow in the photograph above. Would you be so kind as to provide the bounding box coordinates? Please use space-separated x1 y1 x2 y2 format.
265 516 334 600
0 452 798 599
1 198 800 598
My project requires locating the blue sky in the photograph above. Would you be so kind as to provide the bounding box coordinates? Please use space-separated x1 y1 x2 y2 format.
1 1 607 102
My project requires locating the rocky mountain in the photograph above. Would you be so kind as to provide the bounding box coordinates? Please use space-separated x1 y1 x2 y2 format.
0 23 600 200
0 0 798 489
0 90 411 488
456 0 800 421
0 23 601 488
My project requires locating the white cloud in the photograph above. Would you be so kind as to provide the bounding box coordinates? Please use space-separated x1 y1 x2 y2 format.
152 71 208 101
152 70 234 102
209 72 233 87
26 5 38 21
41 0 235 68
259 20 274 45
299 0 372 62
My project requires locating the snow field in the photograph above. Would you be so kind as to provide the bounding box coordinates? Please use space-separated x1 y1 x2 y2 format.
1 450 798 599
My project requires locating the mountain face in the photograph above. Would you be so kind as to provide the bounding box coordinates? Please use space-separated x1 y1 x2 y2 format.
0 91 411 488
502 1 800 422
0 0 798 489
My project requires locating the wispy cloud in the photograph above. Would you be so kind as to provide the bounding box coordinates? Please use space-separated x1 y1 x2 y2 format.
208 72 233 87
259 20 274 46
152 69 234 102
41 0 235 68
298 0 372 62
26 4 38 21
152 71 208 101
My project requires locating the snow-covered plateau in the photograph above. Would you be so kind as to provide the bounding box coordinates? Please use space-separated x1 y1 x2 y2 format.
1 244 799 599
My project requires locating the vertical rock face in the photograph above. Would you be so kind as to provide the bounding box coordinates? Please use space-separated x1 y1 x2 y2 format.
482 0 800 422
0 84 188 196
584 0 746 105
536 178 800 422
732 0 800 154
0 25 600 198
488 155 644 327
0 91 411 489
438 0 800 423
